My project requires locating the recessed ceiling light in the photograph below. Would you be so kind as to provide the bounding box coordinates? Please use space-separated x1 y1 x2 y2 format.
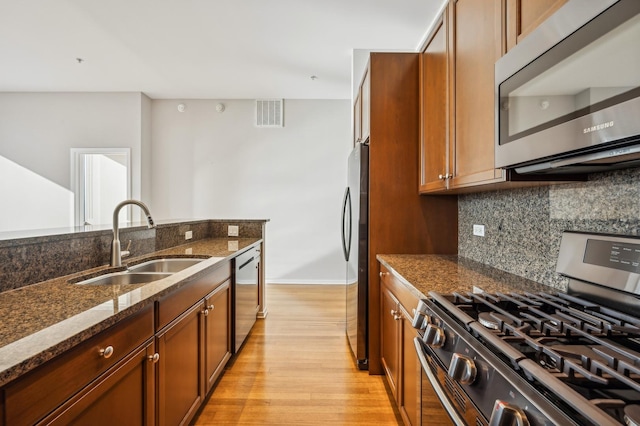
76 58 84 64
310 75 318 81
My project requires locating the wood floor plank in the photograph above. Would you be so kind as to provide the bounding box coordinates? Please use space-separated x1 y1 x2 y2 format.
193 284 401 425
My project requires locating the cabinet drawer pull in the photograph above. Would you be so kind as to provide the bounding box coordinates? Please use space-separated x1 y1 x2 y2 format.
99 346 114 359
207 304 214 310
148 353 160 363
379 272 388 278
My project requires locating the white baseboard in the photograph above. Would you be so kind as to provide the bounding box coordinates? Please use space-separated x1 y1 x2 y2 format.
266 279 345 285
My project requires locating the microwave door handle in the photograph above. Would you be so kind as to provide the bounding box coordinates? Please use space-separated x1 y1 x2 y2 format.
414 338 466 426
341 187 352 261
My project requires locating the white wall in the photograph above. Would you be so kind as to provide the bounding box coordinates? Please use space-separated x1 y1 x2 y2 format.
0 92 146 232
150 99 351 284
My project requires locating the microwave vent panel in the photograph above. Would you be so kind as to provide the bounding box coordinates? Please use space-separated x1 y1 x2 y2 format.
255 99 284 127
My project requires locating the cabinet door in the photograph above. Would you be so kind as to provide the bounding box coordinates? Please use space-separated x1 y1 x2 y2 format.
380 284 401 400
156 303 204 426
361 68 371 143
504 0 568 52
449 0 504 189
354 92 362 145
41 341 156 426
419 11 449 193
400 310 421 426
204 280 231 394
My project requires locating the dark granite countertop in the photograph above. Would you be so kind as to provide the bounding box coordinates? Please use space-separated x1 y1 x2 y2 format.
0 237 261 387
377 254 553 301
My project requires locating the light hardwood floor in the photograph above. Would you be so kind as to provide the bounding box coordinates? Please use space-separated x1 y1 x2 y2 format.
193 284 402 425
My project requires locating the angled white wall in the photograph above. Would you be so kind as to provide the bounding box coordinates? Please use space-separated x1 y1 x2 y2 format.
0 92 145 232
150 99 351 284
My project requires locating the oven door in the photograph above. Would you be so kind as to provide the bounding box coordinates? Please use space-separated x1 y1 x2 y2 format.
415 337 498 426
414 338 467 426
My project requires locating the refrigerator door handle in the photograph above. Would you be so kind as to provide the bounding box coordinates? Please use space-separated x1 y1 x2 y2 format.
341 187 352 261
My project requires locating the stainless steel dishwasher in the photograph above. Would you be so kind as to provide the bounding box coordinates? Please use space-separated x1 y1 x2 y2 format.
233 246 259 353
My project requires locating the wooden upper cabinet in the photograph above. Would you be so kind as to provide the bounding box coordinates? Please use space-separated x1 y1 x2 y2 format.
419 12 449 193
504 0 568 52
353 92 362 145
360 68 371 143
448 0 505 190
419 0 504 194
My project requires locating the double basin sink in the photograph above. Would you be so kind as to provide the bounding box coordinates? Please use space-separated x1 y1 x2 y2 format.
75 257 219 286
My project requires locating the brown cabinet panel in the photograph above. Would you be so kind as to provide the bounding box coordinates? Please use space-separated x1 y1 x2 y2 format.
401 311 420 426
505 0 568 51
381 283 401 399
353 93 362 145
156 303 204 426
450 0 504 189
156 262 231 330
419 13 449 193
4 305 154 426
40 341 155 426
204 280 231 393
363 53 458 374
361 68 371 143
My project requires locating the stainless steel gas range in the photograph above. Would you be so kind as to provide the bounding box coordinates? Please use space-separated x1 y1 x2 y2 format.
413 231 640 426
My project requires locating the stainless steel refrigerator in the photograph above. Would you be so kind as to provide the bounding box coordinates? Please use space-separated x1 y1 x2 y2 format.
341 142 369 370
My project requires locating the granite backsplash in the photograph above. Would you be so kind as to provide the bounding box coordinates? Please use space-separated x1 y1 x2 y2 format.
0 219 266 292
458 167 640 290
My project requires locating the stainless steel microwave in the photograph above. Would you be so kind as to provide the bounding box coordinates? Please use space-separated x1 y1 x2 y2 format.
495 0 640 174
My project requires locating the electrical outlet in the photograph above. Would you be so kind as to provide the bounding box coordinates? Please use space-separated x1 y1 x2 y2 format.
185 247 193 255
185 230 193 240
228 240 239 251
473 224 485 237
228 225 239 237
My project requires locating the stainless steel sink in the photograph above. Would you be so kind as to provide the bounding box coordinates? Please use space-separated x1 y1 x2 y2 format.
127 258 206 273
76 272 172 286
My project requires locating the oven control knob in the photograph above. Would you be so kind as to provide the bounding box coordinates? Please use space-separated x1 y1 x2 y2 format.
489 400 530 426
448 353 477 385
411 301 429 330
423 324 446 348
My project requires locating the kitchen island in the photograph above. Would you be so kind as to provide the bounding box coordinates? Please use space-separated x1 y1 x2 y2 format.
0 219 267 425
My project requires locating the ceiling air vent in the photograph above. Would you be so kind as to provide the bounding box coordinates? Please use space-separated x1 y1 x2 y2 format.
255 99 284 127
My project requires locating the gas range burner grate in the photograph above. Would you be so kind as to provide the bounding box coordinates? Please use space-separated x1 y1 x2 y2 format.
434 291 640 390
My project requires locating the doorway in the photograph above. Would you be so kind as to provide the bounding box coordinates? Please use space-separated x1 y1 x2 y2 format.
71 148 130 226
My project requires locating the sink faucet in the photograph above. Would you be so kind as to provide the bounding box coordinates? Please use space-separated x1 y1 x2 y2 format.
111 200 156 267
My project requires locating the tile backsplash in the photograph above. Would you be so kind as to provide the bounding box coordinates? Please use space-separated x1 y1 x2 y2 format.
458 167 640 290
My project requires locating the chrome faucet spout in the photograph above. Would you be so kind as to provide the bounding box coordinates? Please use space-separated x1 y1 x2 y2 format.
111 200 156 267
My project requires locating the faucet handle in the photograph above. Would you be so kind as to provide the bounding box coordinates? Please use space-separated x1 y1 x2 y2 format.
121 240 132 258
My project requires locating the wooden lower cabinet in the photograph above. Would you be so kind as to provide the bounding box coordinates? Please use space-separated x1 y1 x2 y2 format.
380 265 421 426
204 280 231 393
156 276 233 425
0 261 237 426
41 340 156 426
381 284 401 399
156 302 205 426
401 312 421 426
3 305 154 426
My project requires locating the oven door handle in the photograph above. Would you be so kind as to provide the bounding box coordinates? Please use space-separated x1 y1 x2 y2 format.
414 337 466 426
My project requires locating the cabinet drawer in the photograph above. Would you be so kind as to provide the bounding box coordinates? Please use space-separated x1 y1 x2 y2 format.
380 265 419 315
156 262 231 331
4 304 154 426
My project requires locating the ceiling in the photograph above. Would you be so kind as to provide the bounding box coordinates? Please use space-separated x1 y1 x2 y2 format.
0 0 445 100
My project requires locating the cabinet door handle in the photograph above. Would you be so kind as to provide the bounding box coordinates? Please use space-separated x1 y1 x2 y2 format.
207 304 214 310
202 309 209 316
148 353 160 363
99 346 114 359
379 272 388 278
